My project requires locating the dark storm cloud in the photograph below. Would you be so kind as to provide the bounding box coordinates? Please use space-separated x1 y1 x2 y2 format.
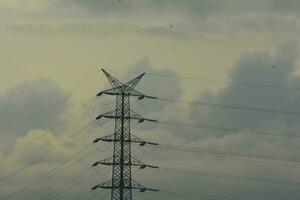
0 78 69 137
188 42 300 138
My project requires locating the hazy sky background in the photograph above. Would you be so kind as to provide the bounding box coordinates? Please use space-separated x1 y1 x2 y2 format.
1 0 300 200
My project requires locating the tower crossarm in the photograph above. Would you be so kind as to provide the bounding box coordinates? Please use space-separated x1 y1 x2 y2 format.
97 87 157 100
96 110 157 123
97 69 156 99
91 180 112 191
130 135 158 146
131 181 159 192
92 157 158 169
93 134 158 146
92 180 158 193
127 89 157 100
97 87 122 96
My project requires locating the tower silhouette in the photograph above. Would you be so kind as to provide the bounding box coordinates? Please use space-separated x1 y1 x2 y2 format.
91 69 158 200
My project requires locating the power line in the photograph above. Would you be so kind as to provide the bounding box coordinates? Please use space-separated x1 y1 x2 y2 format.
155 144 300 164
141 146 299 170
0 144 94 200
105 69 300 91
148 73 300 91
0 121 97 184
1 96 97 166
45 169 96 200
40 152 99 200
1 131 104 200
3 69 112 165
157 120 300 138
157 97 300 116
44 168 94 200
5 70 101 152
158 167 300 187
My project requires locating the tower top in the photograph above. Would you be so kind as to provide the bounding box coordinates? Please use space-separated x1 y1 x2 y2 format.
97 69 156 100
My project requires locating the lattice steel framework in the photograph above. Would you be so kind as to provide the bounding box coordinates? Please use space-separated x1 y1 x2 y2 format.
92 69 158 200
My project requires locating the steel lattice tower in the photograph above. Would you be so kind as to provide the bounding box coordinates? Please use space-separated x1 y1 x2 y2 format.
91 69 158 200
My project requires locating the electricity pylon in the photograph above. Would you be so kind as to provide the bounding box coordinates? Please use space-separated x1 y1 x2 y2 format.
91 69 159 200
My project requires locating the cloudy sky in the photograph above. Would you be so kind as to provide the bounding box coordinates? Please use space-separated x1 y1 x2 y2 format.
1 0 300 200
